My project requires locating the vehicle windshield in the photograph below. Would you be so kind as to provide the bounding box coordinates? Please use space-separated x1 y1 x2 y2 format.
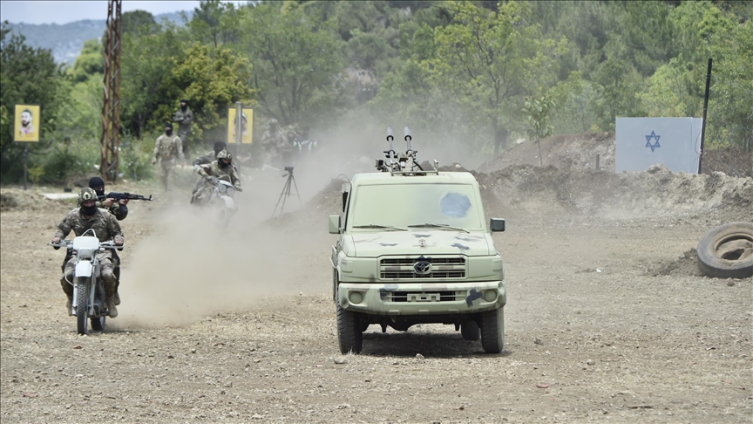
349 183 482 231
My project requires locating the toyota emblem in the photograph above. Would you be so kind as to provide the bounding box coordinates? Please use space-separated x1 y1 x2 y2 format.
414 261 431 275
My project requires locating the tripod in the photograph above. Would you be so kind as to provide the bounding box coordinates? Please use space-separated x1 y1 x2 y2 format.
272 167 301 218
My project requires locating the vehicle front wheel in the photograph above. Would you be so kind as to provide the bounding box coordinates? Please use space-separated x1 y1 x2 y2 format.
91 316 106 331
336 303 362 354
75 278 89 335
480 308 504 353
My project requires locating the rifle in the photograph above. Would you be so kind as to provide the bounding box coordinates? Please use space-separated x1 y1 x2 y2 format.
98 192 153 202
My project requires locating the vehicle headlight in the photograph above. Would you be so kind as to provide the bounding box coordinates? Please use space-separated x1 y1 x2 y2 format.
226 186 235 196
218 184 227 194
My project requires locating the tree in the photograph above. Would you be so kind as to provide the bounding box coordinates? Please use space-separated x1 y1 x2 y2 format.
428 1 567 153
522 95 555 166
0 22 65 181
164 43 254 145
236 3 344 126
69 38 103 83
189 0 241 47
122 10 158 35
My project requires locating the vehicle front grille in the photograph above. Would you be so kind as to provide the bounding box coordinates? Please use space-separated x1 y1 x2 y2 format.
387 290 466 302
379 256 466 280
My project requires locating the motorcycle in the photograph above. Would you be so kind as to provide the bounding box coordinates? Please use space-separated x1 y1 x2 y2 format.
200 175 242 228
51 229 122 334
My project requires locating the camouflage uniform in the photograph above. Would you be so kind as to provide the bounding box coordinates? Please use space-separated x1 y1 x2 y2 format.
153 132 184 191
95 198 128 221
54 205 125 302
261 119 287 169
191 151 241 205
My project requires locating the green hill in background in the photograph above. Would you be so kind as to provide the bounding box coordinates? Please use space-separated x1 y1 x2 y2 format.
6 11 191 64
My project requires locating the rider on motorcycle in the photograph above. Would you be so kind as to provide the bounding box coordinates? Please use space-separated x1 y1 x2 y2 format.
191 150 241 205
51 188 125 317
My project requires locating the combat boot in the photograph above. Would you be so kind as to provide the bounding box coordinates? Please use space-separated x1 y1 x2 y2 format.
66 295 73 316
106 297 118 318
114 290 121 306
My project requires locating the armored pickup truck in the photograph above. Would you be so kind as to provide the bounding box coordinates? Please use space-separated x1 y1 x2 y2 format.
329 128 506 354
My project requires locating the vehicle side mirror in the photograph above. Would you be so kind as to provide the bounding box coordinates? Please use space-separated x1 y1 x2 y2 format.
490 218 505 232
329 215 341 234
342 191 348 212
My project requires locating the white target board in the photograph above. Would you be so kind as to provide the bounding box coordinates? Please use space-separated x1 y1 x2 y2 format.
615 117 703 174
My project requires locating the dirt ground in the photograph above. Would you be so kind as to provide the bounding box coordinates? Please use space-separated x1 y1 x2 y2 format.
1 148 752 423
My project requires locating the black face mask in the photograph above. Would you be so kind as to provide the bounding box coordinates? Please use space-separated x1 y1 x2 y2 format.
166 129 173 136
181 104 187 111
218 160 230 169
93 187 105 197
81 204 97 216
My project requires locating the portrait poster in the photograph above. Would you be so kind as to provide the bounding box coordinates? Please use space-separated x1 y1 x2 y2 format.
227 108 254 144
14 104 40 142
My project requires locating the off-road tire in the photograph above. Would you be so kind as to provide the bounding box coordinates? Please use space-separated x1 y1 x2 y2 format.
75 278 89 335
697 222 753 279
91 316 106 331
337 303 362 354
461 320 480 340
481 308 504 354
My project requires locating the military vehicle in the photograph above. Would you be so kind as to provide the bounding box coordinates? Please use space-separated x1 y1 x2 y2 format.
329 128 507 354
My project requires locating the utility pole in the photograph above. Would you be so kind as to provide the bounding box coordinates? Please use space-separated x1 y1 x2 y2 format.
100 0 122 181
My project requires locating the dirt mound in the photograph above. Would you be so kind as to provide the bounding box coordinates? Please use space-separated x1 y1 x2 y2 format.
645 248 703 277
478 164 752 222
701 146 753 178
478 132 751 179
478 132 615 173
0 189 66 212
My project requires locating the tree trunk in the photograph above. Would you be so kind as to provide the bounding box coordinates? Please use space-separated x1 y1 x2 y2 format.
493 126 509 155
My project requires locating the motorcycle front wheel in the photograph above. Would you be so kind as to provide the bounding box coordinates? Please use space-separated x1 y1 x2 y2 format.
75 278 89 335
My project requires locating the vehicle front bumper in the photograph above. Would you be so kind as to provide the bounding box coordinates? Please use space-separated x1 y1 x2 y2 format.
338 280 505 315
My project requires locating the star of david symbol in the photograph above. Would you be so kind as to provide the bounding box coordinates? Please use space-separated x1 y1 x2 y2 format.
645 130 661 152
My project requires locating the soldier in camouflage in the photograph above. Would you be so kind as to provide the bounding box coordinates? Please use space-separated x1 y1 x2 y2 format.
191 150 241 205
172 99 193 160
87 176 127 305
51 188 125 317
152 123 185 191
191 141 227 201
261 118 287 169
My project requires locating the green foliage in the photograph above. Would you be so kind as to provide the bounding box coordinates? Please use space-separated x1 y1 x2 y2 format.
165 43 254 145
0 22 66 182
189 1 240 47
428 1 567 151
122 10 159 35
523 95 556 142
236 3 344 126
69 39 104 83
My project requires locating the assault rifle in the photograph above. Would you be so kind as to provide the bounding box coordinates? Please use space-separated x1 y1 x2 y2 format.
97 192 153 202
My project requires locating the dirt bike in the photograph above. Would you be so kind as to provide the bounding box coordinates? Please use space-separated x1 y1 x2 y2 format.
51 229 122 334
199 175 242 228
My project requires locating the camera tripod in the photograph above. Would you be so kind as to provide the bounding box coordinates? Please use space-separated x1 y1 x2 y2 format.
272 166 301 218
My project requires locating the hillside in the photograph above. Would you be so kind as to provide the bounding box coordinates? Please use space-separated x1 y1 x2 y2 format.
6 11 192 64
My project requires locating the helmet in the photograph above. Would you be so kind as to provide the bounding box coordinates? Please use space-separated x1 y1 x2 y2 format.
216 150 233 160
268 118 278 127
79 187 98 203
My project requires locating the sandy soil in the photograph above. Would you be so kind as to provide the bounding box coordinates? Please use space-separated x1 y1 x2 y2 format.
1 155 752 423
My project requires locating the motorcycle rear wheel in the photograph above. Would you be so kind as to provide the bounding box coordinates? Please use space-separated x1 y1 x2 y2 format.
75 278 89 335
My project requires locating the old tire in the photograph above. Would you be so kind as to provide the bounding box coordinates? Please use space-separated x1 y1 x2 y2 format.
460 320 480 340
697 222 753 279
75 279 89 335
480 308 504 354
337 303 362 354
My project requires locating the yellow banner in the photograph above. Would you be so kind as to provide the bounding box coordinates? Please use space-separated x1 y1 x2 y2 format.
14 104 40 142
227 108 253 144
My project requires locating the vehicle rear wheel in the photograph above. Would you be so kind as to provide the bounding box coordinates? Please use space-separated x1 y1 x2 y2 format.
460 320 480 340
697 222 753 279
481 308 504 353
337 303 362 354
75 278 89 335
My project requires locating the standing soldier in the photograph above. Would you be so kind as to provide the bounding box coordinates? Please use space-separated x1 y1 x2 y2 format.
152 123 184 192
51 188 125 317
172 99 193 160
261 118 285 169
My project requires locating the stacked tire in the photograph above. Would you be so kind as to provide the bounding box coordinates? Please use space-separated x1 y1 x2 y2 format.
697 222 753 279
